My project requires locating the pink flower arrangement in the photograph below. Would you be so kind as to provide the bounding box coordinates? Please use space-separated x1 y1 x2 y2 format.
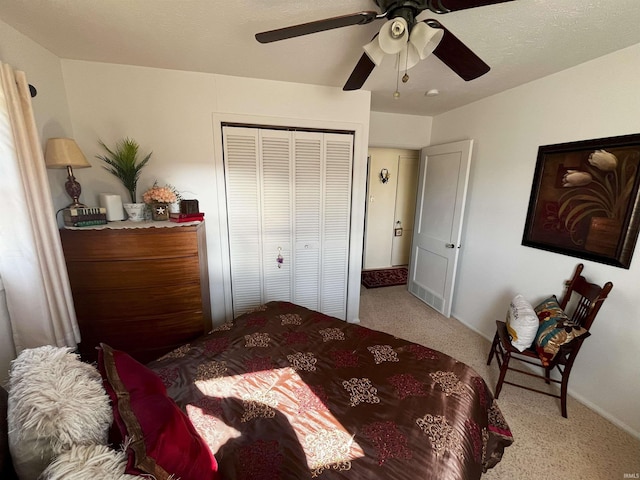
143 182 179 204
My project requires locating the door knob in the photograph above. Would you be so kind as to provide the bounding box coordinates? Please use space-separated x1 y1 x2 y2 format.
445 243 455 248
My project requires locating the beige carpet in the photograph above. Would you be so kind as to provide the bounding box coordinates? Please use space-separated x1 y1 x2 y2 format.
359 285 640 480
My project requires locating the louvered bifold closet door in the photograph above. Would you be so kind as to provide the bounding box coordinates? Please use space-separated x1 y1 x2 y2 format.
260 130 293 304
222 126 262 317
224 126 353 320
321 133 353 319
223 127 293 317
293 132 322 311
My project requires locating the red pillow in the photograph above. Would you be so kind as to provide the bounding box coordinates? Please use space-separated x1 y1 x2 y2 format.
97 343 219 480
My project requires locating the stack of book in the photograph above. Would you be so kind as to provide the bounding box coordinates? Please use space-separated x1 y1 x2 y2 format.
169 212 204 223
63 207 108 227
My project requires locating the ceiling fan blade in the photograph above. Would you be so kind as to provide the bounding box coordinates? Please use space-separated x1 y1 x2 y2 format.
343 53 376 91
256 11 380 44
426 19 490 81
436 0 515 12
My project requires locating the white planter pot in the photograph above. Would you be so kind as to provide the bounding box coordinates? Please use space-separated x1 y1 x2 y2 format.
123 203 146 222
169 201 180 214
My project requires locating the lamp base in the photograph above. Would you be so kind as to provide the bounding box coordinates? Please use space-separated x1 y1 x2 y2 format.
66 201 88 209
64 165 86 209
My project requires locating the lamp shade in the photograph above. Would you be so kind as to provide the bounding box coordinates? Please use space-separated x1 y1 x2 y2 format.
363 18 444 71
44 138 91 169
363 35 386 66
378 18 408 55
409 22 444 60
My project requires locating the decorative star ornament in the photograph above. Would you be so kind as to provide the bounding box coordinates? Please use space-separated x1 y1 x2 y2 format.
155 205 166 214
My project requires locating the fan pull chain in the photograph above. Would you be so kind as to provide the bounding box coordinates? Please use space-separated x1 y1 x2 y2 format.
393 52 401 99
402 45 410 83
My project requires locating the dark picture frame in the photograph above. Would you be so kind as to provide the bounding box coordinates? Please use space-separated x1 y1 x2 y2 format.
522 133 640 269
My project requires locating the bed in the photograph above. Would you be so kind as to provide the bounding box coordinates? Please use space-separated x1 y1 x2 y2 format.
2 301 512 479
146 301 513 479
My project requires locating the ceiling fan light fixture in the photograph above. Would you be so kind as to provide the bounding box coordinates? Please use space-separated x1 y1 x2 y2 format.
390 19 406 38
409 22 444 60
363 38 386 66
398 43 421 71
379 17 409 54
258 0 502 92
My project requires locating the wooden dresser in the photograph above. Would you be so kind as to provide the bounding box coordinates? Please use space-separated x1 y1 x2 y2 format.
60 222 211 363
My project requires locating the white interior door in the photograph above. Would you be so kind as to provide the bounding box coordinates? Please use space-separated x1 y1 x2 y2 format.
408 140 472 317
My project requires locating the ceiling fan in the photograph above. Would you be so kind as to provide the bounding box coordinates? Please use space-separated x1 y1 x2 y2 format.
256 0 515 91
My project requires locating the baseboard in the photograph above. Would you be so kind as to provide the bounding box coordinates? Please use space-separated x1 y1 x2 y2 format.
452 311 640 441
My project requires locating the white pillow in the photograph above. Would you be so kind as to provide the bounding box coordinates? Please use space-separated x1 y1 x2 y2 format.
41 444 138 480
7 346 112 480
505 294 539 352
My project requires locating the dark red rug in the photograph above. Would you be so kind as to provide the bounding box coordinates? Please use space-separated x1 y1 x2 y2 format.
361 267 408 289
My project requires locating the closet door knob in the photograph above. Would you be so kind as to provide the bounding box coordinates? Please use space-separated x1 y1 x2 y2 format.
445 243 455 248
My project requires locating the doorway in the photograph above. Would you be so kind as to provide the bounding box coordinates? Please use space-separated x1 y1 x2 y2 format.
363 147 420 270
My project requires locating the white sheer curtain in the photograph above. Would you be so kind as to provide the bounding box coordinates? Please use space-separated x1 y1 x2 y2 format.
0 61 80 358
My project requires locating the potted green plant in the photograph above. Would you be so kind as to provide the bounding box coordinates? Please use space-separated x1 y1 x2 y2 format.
96 138 151 221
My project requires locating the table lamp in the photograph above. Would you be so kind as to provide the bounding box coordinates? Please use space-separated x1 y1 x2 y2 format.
45 138 91 208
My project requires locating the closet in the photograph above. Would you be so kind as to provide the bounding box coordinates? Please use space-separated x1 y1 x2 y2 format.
222 126 353 320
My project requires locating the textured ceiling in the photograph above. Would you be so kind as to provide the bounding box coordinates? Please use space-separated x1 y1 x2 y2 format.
1 0 640 116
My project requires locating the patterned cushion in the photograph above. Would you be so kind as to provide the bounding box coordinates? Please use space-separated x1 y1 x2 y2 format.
505 294 539 352
534 296 590 366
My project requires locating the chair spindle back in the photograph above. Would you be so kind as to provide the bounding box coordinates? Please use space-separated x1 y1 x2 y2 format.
559 264 613 331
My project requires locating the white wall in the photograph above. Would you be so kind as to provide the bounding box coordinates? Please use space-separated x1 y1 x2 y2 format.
431 43 640 437
0 19 74 384
369 111 432 148
0 18 74 208
0 20 73 139
59 60 371 324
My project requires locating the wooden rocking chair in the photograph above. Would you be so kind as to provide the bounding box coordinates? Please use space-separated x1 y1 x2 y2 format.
486 264 613 417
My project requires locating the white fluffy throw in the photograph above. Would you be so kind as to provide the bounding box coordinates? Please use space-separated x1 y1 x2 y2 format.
7 346 113 480
41 444 138 480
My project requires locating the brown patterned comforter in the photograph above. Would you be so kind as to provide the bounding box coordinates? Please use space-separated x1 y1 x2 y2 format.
148 301 513 479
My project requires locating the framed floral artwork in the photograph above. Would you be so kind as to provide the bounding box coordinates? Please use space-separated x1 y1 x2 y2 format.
522 133 640 269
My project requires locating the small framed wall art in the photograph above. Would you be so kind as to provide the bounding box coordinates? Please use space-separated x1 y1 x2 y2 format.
522 133 640 269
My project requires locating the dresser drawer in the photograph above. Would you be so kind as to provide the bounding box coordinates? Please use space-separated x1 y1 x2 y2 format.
60 227 199 261
72 284 203 319
79 311 206 363
65 257 201 292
